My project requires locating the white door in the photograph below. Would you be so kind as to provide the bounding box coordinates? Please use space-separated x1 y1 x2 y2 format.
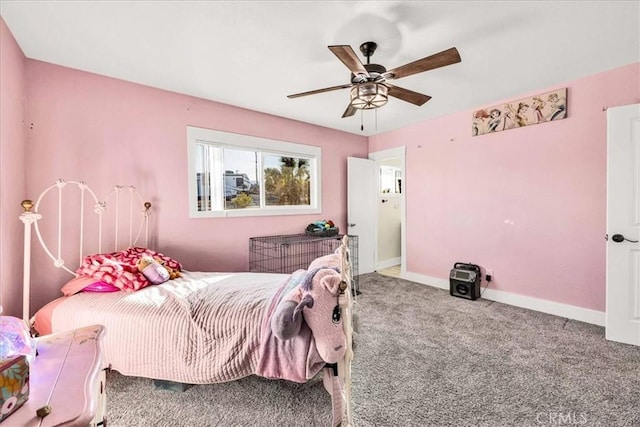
606 103 640 346
347 157 377 274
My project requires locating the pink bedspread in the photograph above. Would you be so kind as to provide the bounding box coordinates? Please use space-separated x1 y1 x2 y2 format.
35 270 324 385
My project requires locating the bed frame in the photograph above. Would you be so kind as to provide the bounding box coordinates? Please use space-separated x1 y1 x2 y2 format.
20 178 354 426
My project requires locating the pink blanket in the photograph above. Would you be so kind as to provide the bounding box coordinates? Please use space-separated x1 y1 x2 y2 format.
75 247 181 291
39 270 328 385
256 269 325 383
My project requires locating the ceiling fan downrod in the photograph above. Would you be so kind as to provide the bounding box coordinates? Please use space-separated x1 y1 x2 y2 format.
359 41 377 65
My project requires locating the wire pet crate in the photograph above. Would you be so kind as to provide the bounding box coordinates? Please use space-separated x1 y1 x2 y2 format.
249 233 359 292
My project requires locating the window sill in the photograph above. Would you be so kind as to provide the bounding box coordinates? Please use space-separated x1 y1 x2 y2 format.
189 207 321 219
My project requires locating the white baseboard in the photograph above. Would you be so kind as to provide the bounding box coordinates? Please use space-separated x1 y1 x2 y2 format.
400 271 605 326
376 257 401 270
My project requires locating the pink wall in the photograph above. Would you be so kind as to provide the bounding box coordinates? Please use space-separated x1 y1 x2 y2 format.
0 17 27 318
370 62 640 312
2 11 637 317
23 60 367 313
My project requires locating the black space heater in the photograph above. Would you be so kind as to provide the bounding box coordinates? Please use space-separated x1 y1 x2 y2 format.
449 262 481 300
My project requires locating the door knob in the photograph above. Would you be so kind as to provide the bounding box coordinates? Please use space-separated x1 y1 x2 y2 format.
611 233 639 243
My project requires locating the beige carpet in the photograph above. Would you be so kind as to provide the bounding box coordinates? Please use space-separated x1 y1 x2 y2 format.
107 273 640 426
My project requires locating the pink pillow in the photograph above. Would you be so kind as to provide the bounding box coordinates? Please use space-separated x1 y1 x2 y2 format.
61 276 119 296
83 281 120 293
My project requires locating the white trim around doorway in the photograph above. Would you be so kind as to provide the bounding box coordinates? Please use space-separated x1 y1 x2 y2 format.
369 146 406 276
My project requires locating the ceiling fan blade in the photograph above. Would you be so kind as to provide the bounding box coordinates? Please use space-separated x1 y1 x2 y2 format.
328 45 370 77
384 47 461 80
342 103 357 118
287 83 353 99
385 83 432 106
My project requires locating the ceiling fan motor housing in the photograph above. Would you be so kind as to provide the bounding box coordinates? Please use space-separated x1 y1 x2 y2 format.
351 63 387 83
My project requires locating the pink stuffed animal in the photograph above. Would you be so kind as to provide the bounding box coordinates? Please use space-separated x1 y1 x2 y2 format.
136 255 170 285
271 286 304 341
298 268 346 364
307 247 343 271
271 267 346 364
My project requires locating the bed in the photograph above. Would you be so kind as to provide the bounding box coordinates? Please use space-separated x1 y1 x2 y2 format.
20 179 355 426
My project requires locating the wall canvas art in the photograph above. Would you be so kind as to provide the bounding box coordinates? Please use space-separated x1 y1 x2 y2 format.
472 88 567 136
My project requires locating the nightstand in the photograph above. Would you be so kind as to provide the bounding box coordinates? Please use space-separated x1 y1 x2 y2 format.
6 325 107 426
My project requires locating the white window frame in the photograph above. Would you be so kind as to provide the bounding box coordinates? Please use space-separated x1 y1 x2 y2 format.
187 126 322 218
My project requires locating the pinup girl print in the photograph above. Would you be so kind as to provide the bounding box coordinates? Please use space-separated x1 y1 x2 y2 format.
502 103 517 130
487 108 502 132
547 92 566 121
515 102 529 127
473 109 490 135
531 97 547 123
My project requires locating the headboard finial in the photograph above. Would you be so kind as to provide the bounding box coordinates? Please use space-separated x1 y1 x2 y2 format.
339 280 347 293
21 199 34 212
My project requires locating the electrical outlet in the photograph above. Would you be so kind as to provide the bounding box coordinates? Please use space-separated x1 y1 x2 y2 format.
485 269 493 282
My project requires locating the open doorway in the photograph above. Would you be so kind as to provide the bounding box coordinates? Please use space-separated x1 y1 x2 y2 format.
369 147 406 277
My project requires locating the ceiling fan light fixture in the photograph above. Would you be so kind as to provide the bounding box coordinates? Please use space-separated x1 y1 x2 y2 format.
350 82 388 110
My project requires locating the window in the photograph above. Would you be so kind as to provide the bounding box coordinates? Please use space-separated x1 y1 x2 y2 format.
187 126 321 218
379 165 402 194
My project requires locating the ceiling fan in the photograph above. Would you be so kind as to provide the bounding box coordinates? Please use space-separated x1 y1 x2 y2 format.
287 41 462 118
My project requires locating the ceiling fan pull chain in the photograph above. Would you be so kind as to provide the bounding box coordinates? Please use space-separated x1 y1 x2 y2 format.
375 108 378 130
360 110 364 131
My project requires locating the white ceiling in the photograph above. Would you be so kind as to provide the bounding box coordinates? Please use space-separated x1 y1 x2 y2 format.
1 1 639 136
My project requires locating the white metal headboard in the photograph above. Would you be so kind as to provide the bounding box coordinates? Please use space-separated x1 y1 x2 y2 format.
19 179 151 324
